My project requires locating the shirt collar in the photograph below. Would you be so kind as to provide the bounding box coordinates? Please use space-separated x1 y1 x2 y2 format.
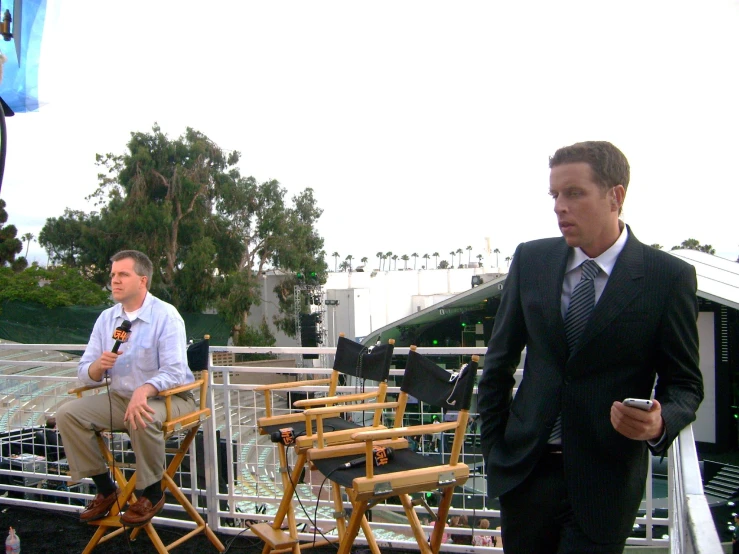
112 292 154 322
566 222 628 276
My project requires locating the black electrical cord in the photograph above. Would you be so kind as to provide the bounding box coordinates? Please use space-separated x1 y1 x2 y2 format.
103 373 135 553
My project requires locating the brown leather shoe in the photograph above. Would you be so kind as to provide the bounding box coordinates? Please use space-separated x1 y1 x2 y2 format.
80 488 122 522
120 495 166 527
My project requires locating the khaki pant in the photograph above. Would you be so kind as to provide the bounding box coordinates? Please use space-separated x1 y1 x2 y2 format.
56 391 196 489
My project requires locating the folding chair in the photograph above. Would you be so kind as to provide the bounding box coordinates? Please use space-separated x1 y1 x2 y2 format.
68 335 225 554
306 347 479 554
251 335 395 554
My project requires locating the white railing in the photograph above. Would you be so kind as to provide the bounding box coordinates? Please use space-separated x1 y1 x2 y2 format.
0 343 724 552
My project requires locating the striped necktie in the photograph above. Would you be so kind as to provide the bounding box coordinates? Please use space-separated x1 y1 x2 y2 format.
548 259 601 444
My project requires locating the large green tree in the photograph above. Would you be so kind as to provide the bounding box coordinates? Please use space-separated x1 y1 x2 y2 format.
39 124 326 341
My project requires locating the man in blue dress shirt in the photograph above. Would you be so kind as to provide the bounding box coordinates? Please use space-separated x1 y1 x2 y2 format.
57 250 195 527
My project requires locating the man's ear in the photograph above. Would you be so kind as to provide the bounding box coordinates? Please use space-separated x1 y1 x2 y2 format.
611 185 625 211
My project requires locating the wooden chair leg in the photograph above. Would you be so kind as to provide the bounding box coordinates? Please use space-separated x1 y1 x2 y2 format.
84 426 225 554
359 509 382 554
400 493 433 554
429 486 454 553
330 479 347 541
337 499 367 554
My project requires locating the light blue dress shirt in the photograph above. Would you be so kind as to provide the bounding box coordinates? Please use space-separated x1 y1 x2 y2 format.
77 292 194 395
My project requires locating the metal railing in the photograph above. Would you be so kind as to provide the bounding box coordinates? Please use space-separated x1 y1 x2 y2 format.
0 342 723 552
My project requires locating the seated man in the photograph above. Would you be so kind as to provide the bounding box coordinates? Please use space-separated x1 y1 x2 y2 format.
57 250 195 527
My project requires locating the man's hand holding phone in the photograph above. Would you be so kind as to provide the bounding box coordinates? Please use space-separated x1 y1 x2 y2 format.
611 398 665 441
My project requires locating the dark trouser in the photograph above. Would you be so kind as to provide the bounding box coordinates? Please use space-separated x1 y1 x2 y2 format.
499 452 627 554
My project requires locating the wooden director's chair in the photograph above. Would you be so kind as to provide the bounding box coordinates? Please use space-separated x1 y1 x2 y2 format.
68 335 225 554
305 347 479 554
251 335 395 554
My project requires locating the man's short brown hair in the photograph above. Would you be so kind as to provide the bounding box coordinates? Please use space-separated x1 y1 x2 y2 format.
549 141 630 192
111 250 153 290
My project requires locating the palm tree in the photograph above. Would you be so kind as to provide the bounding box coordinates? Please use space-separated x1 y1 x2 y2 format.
345 254 353 271
339 260 349 272
332 252 340 272
455 248 463 268
449 251 455 267
376 251 383 270
361 256 368 267
385 251 393 271
493 248 500 268
382 254 388 270
671 238 715 255
422 253 430 269
401 254 409 270
466 245 472 266
433 252 439 269
476 253 483 266
505 256 511 267
392 254 398 270
411 252 418 270
21 232 35 258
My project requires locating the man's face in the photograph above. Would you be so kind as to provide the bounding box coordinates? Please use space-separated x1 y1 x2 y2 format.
110 258 147 308
549 162 623 258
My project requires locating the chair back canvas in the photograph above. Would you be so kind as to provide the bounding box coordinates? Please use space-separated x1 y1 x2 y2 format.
333 336 394 382
187 337 210 373
400 350 476 412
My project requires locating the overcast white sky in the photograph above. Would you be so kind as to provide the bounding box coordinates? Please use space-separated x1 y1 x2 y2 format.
2 0 738 269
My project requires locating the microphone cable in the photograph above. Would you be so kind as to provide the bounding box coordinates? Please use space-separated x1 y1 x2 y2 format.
104 318 135 551
103 369 135 553
312 467 342 551
276 432 341 551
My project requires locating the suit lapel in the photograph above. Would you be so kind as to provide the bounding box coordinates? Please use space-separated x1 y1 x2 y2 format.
575 230 645 353
536 239 570 351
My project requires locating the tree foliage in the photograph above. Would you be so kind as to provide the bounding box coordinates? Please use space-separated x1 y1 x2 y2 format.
39 125 327 341
0 264 111 309
0 199 27 271
671 238 715 255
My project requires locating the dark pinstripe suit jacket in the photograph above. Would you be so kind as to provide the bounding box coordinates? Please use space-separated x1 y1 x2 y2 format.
477 228 704 543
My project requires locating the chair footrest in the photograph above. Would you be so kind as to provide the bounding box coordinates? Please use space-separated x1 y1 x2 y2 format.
250 523 299 548
88 514 124 527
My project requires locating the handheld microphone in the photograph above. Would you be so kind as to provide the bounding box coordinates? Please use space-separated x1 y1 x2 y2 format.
340 446 394 469
111 320 132 353
270 427 295 446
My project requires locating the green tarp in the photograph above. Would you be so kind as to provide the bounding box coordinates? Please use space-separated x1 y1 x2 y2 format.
0 301 232 346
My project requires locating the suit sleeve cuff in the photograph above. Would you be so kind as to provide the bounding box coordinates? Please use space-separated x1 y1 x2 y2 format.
647 429 667 449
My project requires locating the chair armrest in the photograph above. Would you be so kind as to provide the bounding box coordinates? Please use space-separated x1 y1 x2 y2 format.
158 379 204 397
307 438 409 461
351 421 459 442
68 381 108 396
253 378 332 392
293 390 379 408
303 401 399 417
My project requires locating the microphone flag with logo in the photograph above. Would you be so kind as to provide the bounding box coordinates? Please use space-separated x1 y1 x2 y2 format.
111 320 132 353
270 427 296 446
340 446 394 469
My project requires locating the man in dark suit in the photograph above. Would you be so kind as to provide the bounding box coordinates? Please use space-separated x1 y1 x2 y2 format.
478 141 703 553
